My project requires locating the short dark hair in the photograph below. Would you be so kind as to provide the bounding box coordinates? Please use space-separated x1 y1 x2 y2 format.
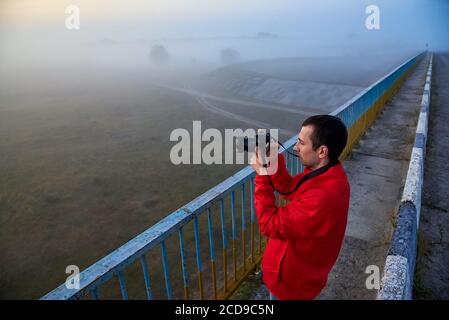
302 115 348 163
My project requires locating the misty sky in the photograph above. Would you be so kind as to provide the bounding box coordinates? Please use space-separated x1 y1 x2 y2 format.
1 0 448 48
0 0 448 78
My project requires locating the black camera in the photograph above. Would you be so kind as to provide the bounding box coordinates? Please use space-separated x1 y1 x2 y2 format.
243 131 271 152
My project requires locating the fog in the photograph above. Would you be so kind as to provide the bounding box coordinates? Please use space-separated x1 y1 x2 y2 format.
1 0 447 100
1 1 447 93
0 0 448 299
1 0 448 74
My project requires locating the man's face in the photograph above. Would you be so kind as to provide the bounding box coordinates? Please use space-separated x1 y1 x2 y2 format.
293 125 321 168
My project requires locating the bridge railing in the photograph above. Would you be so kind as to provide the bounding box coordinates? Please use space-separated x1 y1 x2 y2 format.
41 51 424 300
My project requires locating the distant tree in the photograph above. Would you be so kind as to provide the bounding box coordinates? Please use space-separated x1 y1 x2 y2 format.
149 45 169 65
99 38 118 45
220 48 240 64
256 32 277 39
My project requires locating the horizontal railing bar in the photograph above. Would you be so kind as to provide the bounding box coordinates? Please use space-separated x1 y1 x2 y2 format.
330 52 423 117
41 208 193 299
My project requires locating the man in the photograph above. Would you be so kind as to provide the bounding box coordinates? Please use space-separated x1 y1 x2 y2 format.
251 115 350 300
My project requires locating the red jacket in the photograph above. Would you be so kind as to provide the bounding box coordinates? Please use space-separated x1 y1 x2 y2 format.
254 154 350 300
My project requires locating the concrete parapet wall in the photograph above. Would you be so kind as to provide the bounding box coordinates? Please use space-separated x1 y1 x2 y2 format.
377 54 433 300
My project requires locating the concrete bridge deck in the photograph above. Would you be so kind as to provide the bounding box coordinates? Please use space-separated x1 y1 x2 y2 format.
231 54 432 300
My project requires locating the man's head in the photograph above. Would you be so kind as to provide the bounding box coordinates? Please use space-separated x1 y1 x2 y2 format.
293 115 348 170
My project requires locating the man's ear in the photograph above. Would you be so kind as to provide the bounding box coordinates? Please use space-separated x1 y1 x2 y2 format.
318 145 329 159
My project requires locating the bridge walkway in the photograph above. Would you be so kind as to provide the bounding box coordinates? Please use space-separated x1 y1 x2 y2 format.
238 54 432 300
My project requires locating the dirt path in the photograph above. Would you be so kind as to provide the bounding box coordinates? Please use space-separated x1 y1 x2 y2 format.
149 81 298 136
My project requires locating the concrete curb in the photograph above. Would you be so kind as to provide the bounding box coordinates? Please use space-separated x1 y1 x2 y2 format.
377 54 433 300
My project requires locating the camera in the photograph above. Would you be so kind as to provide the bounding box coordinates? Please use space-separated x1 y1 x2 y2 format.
243 131 271 152
232 129 281 170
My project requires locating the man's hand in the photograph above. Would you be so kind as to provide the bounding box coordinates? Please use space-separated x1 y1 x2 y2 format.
250 143 279 176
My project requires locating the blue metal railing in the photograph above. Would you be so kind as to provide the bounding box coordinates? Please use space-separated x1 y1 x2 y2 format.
41 51 425 300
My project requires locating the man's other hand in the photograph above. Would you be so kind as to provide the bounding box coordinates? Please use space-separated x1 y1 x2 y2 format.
250 144 279 176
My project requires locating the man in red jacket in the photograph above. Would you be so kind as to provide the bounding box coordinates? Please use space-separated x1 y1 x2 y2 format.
251 115 350 300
